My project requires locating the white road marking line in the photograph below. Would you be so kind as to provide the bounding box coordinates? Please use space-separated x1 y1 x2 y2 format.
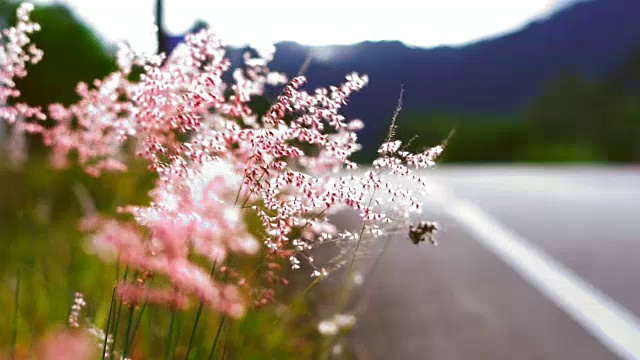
438 191 640 360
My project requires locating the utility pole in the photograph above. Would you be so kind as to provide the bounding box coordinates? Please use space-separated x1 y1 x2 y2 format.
155 0 168 54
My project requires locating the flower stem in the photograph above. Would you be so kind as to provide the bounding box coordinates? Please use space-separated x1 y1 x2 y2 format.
102 265 120 360
208 315 226 359
335 187 377 313
221 332 228 360
272 277 320 327
126 303 147 352
122 305 136 358
352 235 394 315
185 263 217 359
185 301 204 359
10 268 21 360
110 266 129 358
320 182 380 360
164 311 176 360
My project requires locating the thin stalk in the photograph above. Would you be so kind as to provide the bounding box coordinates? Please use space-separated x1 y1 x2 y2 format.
164 311 176 360
332 86 404 312
126 303 147 352
185 302 204 359
353 235 394 315
221 332 228 360
239 170 266 209
296 51 313 77
102 265 120 360
101 286 117 360
185 263 217 359
291 277 320 310
121 305 136 359
271 277 320 327
335 187 377 313
235 319 248 359
10 268 21 360
172 312 182 359
234 173 248 204
110 267 129 358
208 315 226 359
320 175 381 360
143 306 154 359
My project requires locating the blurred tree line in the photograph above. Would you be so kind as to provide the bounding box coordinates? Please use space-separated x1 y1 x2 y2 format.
394 51 640 163
0 1 151 218
0 0 116 160
0 0 117 107
2 0 640 164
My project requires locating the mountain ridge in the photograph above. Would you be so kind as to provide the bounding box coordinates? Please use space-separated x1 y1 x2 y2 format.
260 0 640 147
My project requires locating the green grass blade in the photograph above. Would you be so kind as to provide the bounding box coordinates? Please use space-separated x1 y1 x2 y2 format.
101 286 117 360
164 311 176 360
208 315 226 359
10 268 21 360
122 305 135 358
126 303 147 350
110 267 129 358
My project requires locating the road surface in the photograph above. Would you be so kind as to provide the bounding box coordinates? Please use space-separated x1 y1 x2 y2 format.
343 166 640 360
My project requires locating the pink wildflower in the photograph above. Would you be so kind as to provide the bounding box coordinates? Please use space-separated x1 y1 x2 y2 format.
0 3 46 165
1 6 444 313
37 329 95 360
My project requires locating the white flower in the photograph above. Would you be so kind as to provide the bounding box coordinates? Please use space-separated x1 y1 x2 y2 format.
352 272 364 286
317 320 339 336
332 344 344 355
289 256 301 269
333 314 356 328
311 268 328 278
378 140 402 154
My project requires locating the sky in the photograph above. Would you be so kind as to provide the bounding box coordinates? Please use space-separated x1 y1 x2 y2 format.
36 0 584 53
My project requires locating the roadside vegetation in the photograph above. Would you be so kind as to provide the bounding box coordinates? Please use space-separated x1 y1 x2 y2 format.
0 3 440 358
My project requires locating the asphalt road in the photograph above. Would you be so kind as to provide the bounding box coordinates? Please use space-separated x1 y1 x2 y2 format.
343 166 640 360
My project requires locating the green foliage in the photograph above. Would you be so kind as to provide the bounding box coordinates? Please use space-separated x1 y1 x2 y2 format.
0 163 154 347
0 155 319 358
526 65 640 162
523 143 607 162
0 4 318 355
0 157 149 354
394 112 528 162
389 50 640 164
1 1 118 107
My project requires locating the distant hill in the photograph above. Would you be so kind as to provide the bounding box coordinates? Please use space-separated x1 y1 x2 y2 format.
261 0 640 147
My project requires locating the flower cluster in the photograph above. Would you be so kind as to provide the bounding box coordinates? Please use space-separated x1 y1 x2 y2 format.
1 4 443 317
317 313 357 337
68 292 86 328
64 292 117 359
0 2 46 165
